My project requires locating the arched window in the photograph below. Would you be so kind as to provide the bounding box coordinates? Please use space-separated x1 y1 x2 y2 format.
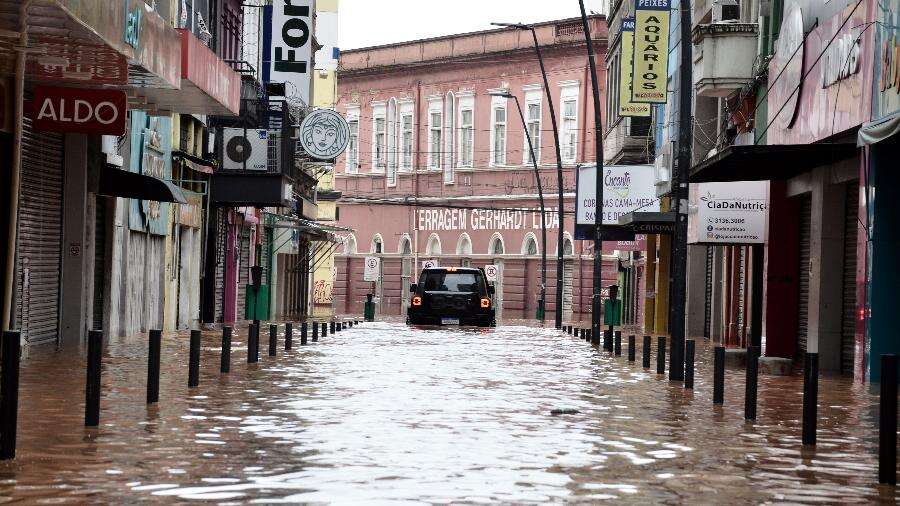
456 233 472 255
522 233 538 256
371 233 384 254
344 234 358 254
399 234 412 255
563 233 574 256
426 233 442 255
489 233 505 255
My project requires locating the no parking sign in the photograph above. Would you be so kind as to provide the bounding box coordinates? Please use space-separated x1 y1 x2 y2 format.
421 259 439 270
485 264 499 282
364 256 380 281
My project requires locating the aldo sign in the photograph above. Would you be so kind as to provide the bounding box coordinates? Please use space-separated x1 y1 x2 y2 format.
265 0 313 105
32 85 127 136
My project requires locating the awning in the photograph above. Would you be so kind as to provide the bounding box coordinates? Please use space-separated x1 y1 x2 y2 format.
618 211 676 234
173 150 214 174
98 167 188 204
690 143 859 182
858 112 900 147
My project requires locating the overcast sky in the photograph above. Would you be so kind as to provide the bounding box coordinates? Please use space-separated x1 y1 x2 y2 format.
338 0 610 50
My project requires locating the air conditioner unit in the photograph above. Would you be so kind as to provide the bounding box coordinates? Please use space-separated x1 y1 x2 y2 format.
712 0 740 22
222 128 268 171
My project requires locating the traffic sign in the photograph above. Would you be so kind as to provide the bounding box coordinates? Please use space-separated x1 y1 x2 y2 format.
364 256 380 281
485 264 499 282
421 259 438 270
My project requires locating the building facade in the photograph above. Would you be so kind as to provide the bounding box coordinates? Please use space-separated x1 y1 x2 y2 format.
331 16 636 323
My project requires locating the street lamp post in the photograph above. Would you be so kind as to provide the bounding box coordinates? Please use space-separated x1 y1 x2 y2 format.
491 22 567 329
490 91 547 322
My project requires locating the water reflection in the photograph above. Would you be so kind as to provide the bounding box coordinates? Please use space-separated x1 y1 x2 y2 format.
0 321 894 503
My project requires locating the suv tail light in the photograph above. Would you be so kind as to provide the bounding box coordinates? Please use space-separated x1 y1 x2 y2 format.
412 296 422 306
480 298 491 308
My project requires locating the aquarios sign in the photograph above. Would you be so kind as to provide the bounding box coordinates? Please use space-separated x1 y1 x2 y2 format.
633 0 672 103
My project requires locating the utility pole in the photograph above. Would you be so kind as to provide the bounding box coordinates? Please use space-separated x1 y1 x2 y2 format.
669 0 693 381
577 1 605 334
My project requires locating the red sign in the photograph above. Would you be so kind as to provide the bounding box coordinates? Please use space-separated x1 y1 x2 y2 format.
32 85 127 136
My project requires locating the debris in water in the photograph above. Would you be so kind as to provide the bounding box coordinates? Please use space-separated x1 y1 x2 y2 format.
550 408 579 416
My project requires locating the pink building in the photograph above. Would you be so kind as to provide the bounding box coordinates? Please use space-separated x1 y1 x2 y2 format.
332 16 645 324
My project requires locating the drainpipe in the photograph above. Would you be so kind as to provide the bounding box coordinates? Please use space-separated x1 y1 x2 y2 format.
2 0 31 332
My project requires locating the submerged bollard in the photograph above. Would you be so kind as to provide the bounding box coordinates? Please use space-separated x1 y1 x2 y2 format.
656 336 666 374
713 346 725 404
614 331 622 356
301 322 309 345
221 326 232 373
312 322 319 342
744 346 760 420
321 322 327 338
642 336 651 368
330 321 336 334
802 352 819 446
188 330 201 388
685 340 695 389
147 329 162 403
603 328 612 352
85 330 103 427
879 354 898 485
269 324 277 357
285 323 293 350
627 335 635 362
0 331 21 459
248 323 259 364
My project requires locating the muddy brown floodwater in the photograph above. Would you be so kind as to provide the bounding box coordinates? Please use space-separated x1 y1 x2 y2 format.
0 321 896 503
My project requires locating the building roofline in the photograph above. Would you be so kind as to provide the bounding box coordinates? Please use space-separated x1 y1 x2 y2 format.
340 14 606 54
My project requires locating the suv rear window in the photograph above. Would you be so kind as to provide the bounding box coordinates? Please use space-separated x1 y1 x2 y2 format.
420 271 485 294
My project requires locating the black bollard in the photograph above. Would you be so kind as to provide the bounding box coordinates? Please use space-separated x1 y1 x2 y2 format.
879 354 898 485
188 330 201 388
349 321 354 328
312 322 319 342
642 336 651 368
248 323 259 364
713 346 725 404
656 336 666 374
744 346 759 421
221 326 232 373
0 331 21 459
343 321 347 330
147 329 162 403
574 327 579 339
285 323 293 350
85 330 102 427
685 340 695 389
614 331 622 356
603 328 612 352
322 322 328 338
269 324 277 357
330 321 336 334
301 322 308 345
802 352 818 445
627 335 635 362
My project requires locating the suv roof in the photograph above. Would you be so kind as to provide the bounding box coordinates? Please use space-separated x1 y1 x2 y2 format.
421 267 482 273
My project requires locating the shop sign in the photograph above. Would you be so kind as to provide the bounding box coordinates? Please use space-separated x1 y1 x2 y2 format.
687 181 768 244
31 85 127 136
874 0 900 120
364 256 380 281
128 111 172 235
769 4 804 129
619 18 651 116
575 164 659 226
299 109 351 159
264 0 313 105
632 0 671 103
417 207 560 232
176 192 203 229
821 30 861 88
123 1 143 49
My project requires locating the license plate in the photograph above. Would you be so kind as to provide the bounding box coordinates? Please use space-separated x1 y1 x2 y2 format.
441 318 460 325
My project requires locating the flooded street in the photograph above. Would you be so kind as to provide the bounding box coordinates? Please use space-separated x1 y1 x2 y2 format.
0 321 895 503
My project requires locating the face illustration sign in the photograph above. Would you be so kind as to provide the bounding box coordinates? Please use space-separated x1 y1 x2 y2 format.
300 108 351 160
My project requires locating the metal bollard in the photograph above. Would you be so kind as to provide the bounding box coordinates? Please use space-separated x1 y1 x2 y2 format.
269 325 277 357
301 322 309 345
343 321 347 330
713 346 725 404
614 331 622 356
879 354 898 485
147 329 162 403
285 323 293 350
312 322 319 342
744 346 759 420
0 331 21 459
330 321 336 334
85 330 103 427
248 323 259 364
322 322 328 338
627 335 635 362
642 336 651 368
656 336 666 374
221 326 232 373
188 330 201 388
685 340 695 389
801 352 819 445
603 328 612 352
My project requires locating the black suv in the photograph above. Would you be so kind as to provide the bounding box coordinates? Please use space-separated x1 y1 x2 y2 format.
407 267 496 327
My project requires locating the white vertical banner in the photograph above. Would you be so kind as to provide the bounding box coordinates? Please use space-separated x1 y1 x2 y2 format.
269 0 313 105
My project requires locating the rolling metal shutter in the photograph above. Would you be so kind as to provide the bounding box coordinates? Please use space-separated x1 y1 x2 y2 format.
15 119 64 345
214 209 227 323
704 246 714 339
796 196 812 360
841 182 860 375
563 260 574 323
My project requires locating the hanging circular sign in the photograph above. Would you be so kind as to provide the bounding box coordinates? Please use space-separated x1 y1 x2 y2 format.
299 108 351 160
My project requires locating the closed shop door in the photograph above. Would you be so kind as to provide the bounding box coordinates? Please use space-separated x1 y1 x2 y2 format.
562 260 574 323
796 196 812 359
16 120 64 345
840 182 860 375
214 209 227 323
704 246 714 339
236 227 250 320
